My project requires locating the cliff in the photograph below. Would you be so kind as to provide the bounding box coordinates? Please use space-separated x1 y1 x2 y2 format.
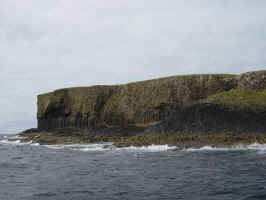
37 70 266 136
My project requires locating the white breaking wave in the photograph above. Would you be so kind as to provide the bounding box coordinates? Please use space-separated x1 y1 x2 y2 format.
186 145 240 151
118 144 177 152
1 136 265 154
7 135 24 140
44 143 176 152
44 143 113 151
31 143 40 146
246 143 266 153
186 143 266 153
0 139 32 145
0 137 178 152
0 138 39 146
0 139 21 144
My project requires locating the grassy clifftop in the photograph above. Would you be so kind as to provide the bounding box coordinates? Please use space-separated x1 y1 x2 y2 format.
204 89 266 112
202 70 266 112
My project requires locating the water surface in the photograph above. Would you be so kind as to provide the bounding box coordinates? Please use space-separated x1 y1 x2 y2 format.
0 135 265 200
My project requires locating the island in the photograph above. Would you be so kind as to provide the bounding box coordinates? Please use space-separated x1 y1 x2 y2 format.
20 70 266 147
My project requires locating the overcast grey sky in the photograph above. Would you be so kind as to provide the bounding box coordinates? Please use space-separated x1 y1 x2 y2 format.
1 0 266 133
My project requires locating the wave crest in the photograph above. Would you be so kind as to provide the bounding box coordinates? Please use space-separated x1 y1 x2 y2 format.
44 143 176 152
0 136 39 146
186 143 266 153
1 135 265 154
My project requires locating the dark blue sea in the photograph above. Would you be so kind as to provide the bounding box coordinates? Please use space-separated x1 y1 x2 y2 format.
0 134 266 200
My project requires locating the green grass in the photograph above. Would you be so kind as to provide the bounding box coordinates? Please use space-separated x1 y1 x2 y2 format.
204 89 266 111
119 73 237 87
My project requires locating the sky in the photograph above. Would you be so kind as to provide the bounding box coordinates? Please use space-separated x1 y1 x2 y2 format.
1 0 266 133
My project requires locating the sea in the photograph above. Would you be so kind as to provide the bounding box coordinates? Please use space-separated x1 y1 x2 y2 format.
0 134 266 200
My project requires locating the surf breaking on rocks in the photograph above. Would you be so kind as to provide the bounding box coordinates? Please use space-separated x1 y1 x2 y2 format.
1 135 266 154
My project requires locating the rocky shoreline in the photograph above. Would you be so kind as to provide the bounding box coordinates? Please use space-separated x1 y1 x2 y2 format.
19 131 266 149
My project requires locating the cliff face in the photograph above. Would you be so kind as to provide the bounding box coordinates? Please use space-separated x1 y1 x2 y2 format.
37 70 266 135
38 86 118 130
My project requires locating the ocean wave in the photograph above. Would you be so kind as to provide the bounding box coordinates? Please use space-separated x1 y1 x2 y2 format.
44 143 113 151
6 135 24 140
1 136 265 154
44 143 176 152
0 138 39 146
186 143 266 153
118 144 177 152
0 139 22 144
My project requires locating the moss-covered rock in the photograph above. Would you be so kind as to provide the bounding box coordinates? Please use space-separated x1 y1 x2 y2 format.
203 89 266 112
37 74 238 131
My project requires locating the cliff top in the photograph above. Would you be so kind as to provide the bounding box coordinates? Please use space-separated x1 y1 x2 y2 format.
38 72 241 97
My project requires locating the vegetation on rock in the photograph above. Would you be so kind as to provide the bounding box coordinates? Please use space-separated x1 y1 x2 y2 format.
20 70 266 146
204 89 266 112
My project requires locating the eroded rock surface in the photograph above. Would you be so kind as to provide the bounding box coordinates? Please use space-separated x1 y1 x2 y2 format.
36 70 266 136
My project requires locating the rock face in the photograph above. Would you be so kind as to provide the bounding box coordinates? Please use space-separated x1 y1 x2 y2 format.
37 70 266 135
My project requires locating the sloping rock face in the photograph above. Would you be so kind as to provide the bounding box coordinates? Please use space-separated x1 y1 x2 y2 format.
37 70 266 135
151 70 266 134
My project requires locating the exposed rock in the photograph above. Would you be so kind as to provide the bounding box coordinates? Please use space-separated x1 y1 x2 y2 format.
35 70 266 136
238 70 266 91
150 102 266 134
21 128 40 134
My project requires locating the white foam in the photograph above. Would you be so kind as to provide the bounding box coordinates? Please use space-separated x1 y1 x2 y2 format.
43 145 65 150
31 143 40 146
246 143 266 153
43 143 176 152
44 143 113 151
117 145 177 152
77 144 111 152
118 144 177 152
0 139 33 145
67 143 112 152
2 137 265 154
0 139 21 144
0 138 41 146
186 143 266 153
186 145 235 152
7 135 24 140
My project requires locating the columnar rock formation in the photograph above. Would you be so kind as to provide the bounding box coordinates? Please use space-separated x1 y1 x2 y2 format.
37 70 266 135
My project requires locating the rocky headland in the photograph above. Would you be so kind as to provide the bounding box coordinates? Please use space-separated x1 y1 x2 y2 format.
20 70 266 147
